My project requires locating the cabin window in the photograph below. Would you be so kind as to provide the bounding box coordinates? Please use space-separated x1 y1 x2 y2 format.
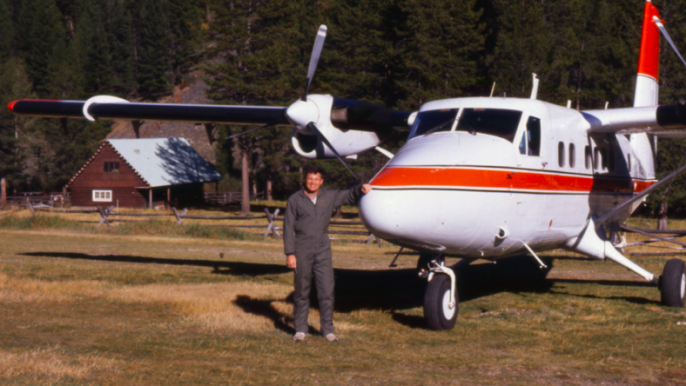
594 147 601 170
518 117 541 156
525 117 541 155
92 190 112 202
585 146 592 169
558 142 565 167
455 108 523 143
408 109 458 139
600 148 608 170
569 143 575 168
607 148 615 171
104 161 120 173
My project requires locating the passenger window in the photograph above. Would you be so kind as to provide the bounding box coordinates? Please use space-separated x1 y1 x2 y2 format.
558 142 565 167
585 146 591 169
601 148 608 170
526 117 541 155
594 147 600 170
569 143 575 168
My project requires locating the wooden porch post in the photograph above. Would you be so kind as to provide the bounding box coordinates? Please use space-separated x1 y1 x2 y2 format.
167 187 171 208
149 188 153 209
1 178 5 209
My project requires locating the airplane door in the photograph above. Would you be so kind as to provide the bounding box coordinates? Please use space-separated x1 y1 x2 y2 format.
511 109 554 244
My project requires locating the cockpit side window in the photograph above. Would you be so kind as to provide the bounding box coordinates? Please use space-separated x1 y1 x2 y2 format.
518 116 541 155
456 108 523 143
526 116 541 155
408 109 459 139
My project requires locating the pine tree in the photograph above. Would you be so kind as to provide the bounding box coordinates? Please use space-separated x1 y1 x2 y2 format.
105 0 136 95
395 0 484 108
135 0 172 100
16 0 66 97
205 0 312 210
0 58 33 191
0 0 13 61
168 0 202 84
75 0 114 95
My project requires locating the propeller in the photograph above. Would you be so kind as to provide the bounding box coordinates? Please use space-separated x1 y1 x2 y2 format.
303 25 328 101
306 122 361 181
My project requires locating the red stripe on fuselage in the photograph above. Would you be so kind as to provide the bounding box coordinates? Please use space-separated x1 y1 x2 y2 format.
370 167 655 194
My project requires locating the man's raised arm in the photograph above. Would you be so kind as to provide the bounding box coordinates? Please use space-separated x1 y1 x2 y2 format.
334 184 372 207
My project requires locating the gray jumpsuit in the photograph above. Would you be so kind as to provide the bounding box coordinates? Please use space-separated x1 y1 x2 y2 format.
283 185 362 335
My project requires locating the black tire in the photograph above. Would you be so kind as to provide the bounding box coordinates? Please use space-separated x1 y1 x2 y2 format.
661 258 686 307
424 274 458 330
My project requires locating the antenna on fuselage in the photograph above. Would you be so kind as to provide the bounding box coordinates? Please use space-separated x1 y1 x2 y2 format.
530 73 539 100
567 100 572 108
490 82 496 97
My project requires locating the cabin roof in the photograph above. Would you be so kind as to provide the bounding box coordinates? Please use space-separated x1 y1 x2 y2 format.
105 138 221 187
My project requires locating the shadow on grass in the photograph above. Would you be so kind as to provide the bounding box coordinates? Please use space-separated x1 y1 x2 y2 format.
549 290 660 305
20 252 660 327
233 295 296 334
20 252 292 276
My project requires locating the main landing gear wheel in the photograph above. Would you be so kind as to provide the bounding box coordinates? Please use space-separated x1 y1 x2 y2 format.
424 274 458 330
661 258 686 307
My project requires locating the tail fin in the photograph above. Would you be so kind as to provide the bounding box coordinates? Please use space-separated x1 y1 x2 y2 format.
634 0 661 107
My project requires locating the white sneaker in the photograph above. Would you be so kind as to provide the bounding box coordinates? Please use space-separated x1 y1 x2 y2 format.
325 333 338 342
293 332 306 342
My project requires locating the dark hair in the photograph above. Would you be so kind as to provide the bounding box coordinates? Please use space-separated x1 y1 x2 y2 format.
304 165 324 178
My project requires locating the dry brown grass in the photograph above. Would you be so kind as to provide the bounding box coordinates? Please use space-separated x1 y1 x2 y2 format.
0 346 120 381
1 218 686 385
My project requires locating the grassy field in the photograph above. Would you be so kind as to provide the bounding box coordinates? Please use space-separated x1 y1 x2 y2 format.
0 210 685 384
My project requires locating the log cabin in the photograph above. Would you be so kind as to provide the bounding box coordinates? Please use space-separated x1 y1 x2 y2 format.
67 138 221 209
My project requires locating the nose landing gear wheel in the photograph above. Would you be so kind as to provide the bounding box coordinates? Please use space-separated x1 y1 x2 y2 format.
661 258 686 307
424 274 458 330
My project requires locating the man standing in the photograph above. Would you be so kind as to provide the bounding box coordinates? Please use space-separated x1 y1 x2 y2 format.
284 166 371 342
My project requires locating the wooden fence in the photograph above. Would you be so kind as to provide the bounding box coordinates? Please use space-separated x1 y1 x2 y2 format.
4 193 69 209
203 191 264 205
29 203 382 245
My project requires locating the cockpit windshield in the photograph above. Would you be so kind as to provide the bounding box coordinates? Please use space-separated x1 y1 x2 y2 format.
455 108 523 142
407 107 523 142
407 109 458 139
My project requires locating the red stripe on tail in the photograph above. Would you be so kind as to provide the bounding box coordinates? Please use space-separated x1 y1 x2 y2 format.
637 1 661 81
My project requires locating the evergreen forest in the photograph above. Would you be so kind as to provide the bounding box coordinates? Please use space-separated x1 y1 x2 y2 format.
1 0 686 215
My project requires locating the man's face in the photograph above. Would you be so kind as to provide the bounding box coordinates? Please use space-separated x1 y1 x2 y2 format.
304 172 323 194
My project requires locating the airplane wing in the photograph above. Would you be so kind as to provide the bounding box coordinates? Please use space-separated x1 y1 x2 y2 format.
6 23 414 176
8 99 291 126
583 100 686 138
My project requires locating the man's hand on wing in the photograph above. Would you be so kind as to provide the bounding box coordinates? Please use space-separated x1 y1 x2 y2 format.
287 254 297 269
361 184 372 194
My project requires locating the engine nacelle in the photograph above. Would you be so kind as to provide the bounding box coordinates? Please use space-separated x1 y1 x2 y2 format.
289 94 381 159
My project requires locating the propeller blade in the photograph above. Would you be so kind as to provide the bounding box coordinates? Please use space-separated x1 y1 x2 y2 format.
306 122 360 181
302 25 328 101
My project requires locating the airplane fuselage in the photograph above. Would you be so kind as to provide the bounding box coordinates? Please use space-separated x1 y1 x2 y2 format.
359 97 656 259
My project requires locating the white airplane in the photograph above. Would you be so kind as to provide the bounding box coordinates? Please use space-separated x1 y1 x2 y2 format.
9 0 686 330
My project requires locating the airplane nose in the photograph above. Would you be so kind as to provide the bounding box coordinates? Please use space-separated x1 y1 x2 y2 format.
359 189 420 241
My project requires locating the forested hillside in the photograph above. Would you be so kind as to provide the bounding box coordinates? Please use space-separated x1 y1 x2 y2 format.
1 0 686 214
